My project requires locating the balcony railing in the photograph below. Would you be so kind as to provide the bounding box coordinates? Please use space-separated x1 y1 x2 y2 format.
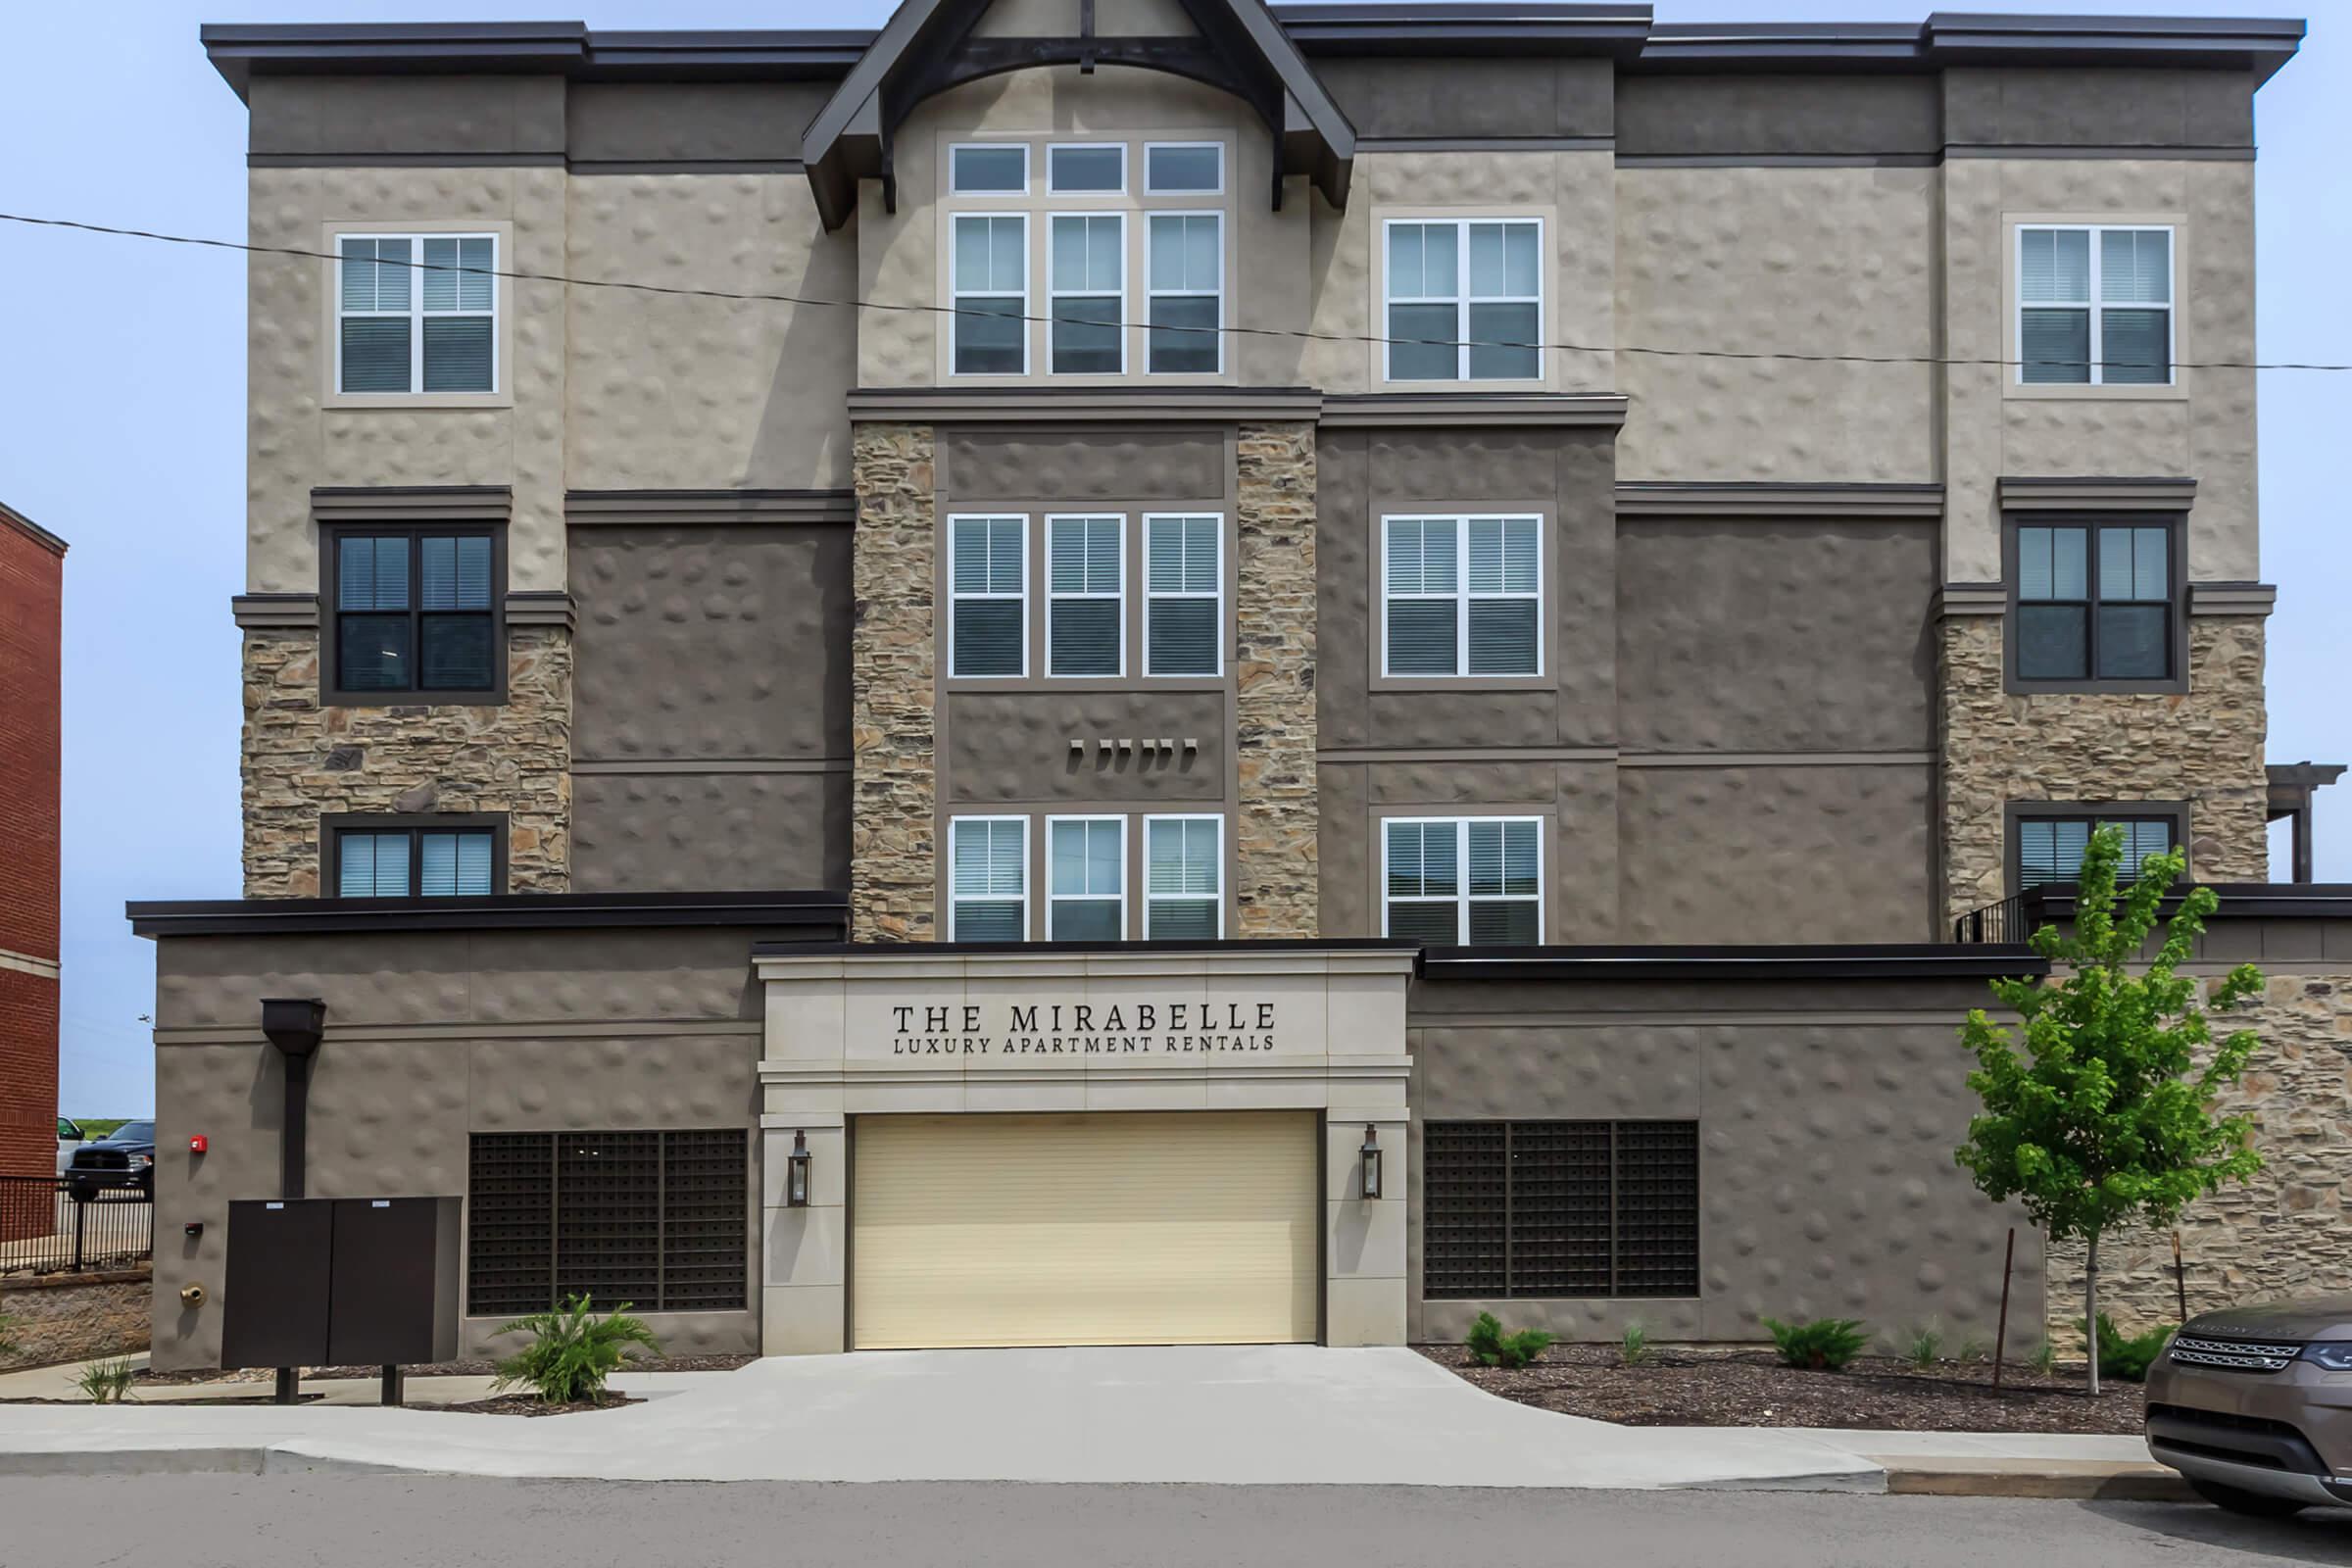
1952 889 2046 945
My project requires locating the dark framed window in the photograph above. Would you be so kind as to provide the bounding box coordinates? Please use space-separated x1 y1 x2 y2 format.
466 1130 749 1317
323 524 504 703
327 813 506 899
2010 518 2179 687
1423 1120 1698 1299
2008 804 2185 892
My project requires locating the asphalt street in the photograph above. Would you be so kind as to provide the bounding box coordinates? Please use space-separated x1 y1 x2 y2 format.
1 1476 2344 1567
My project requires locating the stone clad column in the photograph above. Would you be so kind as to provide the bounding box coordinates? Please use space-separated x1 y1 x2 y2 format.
849 422 939 941
1234 420 1319 938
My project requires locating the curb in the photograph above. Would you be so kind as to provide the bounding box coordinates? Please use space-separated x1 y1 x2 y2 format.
1880 1462 2193 1501
0 1446 414 1479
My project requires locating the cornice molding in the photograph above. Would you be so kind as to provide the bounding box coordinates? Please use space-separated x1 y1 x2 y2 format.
231 592 321 630
565 489 857 526
1997 475 2197 512
1615 482 1942 518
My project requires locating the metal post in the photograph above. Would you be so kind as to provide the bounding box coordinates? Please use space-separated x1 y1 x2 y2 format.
2173 1229 2189 1324
72 1195 86 1273
274 1367 299 1405
380 1365 403 1407
1991 1226 2015 1394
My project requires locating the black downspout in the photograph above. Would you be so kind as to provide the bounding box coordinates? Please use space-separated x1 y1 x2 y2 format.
260 999 326 1406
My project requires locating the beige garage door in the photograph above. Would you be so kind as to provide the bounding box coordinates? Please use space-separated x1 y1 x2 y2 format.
852 1110 1320 1350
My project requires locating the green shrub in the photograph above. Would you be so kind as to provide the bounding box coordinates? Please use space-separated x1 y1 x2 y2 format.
1899 1323 1944 1369
1619 1320 1652 1368
2087 1313 2174 1384
490 1294 662 1403
1763 1316 1870 1371
1464 1311 1557 1371
2028 1338 2058 1375
1956 1337 1989 1364
75 1358 135 1403
0 1308 21 1359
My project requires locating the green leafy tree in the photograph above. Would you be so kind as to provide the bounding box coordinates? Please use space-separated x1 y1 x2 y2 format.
1955 824 2263 1395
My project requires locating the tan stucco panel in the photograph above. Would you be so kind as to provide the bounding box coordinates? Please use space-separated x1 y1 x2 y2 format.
564 174 854 493
1613 165 1938 484
1940 158 2256 583
248 166 569 593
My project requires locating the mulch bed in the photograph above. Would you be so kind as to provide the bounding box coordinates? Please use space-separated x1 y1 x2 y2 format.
136 1353 755 1388
438 1392 643 1417
1419 1344 2146 1434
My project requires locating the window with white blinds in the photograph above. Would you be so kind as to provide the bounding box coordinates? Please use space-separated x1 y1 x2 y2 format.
952 214 1028 375
2016 815 2180 889
1383 515 1542 677
2015 521 2173 683
2018 224 2173 386
336 826 497 899
949 516 1026 677
1049 816 1125 940
1383 818 1543 945
1385 219 1544 381
1147 213 1222 373
1047 516 1123 676
950 817 1027 940
1145 514 1220 675
1145 815 1222 939
331 528 497 696
336 233 496 394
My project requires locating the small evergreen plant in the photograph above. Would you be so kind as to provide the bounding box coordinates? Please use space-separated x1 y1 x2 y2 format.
1763 1316 1869 1371
490 1294 662 1403
1464 1311 1557 1370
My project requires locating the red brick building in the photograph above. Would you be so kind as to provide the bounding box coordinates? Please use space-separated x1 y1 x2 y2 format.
0 501 65 1238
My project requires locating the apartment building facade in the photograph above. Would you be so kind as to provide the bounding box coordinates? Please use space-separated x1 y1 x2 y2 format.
137 3 2339 1366
1 503 66 1237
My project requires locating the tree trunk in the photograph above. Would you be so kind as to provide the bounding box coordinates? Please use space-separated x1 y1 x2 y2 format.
2085 1234 2102 1398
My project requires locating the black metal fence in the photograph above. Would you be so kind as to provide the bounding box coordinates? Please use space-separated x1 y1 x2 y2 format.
0 1175 155 1275
1952 891 2036 945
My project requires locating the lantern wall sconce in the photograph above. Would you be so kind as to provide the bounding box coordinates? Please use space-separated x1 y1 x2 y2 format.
787 1130 812 1207
1358 1125 1382 1200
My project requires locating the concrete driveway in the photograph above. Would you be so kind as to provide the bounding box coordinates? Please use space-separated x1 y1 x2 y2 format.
0 1346 1893 1488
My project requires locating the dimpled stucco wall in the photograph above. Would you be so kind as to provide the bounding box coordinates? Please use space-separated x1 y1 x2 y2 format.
149 928 771 1369
247 167 568 593
1614 165 1937 484
564 174 854 492
1939 158 2257 583
1408 982 2043 1344
856 70 1309 389
1306 149 1615 394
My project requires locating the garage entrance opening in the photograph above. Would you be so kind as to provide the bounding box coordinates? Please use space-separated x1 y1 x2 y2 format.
851 1109 1319 1350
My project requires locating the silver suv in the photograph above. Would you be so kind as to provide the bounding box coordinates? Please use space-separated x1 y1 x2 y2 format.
2145 1295 2352 1518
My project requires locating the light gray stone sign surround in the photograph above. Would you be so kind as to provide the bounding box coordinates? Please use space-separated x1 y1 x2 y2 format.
755 948 1414 1354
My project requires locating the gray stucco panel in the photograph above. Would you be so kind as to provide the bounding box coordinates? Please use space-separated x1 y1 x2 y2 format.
941 429 1227 504
573 770 850 893
1313 57 1613 141
1615 74 1941 159
565 82 834 164
1942 66 2255 149
248 74 566 157
946 690 1228 803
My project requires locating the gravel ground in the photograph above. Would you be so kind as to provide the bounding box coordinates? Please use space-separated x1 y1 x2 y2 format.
439 1392 644 1417
1419 1345 2147 1434
137 1353 755 1387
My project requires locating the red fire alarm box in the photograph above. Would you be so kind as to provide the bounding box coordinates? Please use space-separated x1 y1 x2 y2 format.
189 1135 209 1153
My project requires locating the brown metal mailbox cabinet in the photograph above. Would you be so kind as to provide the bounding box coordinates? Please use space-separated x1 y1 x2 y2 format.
220 1196 461 1369
327 1197 463 1365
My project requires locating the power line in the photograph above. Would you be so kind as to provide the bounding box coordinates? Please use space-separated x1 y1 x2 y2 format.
5 207 2348 373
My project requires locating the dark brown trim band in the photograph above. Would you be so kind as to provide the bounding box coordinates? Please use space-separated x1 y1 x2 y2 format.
1615 481 1943 518
565 489 857 526
1419 945 2047 981
129 889 850 939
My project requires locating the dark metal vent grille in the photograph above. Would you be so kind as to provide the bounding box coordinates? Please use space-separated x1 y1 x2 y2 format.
467 1132 555 1316
1509 1121 1613 1297
662 1129 751 1311
1422 1119 1701 1300
1613 1121 1700 1298
1422 1122 1506 1298
466 1129 748 1315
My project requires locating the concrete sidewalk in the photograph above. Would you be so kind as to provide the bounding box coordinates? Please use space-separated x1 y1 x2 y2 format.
0 1346 2166 1495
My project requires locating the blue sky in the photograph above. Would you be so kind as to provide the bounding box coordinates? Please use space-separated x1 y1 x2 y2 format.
3 0 2344 1118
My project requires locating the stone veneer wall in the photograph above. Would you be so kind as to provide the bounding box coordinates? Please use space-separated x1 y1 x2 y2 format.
2046 971 2352 1343
849 422 939 942
1938 614 2269 929
1233 421 1319 938
241 626 572 896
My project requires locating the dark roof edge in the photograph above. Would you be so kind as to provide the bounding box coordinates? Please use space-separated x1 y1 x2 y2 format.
2022 883 2352 921
0 501 68 556
128 889 849 939
200 12 2306 99
1420 943 2047 981
753 937 1424 957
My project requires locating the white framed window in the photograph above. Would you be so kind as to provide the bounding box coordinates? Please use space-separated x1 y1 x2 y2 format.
1145 142 1223 195
952 213 1028 375
1046 514 1123 676
1147 212 1223 374
1144 814 1223 939
951 143 1028 195
1144 514 1220 675
1047 815 1125 940
1382 817 1543 945
1383 219 1543 382
948 515 1026 677
1049 213 1125 373
2017 224 2174 386
1048 143 1126 194
1382 515 1542 677
950 817 1029 941
335 232 497 395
